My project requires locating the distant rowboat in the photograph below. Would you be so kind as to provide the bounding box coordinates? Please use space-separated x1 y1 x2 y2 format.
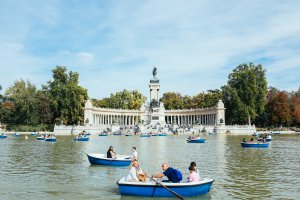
187 138 206 143
157 133 167 136
86 153 131 166
0 134 8 139
45 137 57 142
241 142 269 148
74 136 89 141
12 133 21 137
140 134 151 137
37 136 45 140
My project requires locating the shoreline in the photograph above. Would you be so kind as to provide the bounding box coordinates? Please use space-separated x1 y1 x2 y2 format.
1 130 298 136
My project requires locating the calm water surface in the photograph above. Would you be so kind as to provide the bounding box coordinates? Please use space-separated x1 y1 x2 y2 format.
1 134 300 200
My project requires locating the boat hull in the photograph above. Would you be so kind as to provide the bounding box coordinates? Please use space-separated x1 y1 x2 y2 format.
0 135 8 139
45 138 57 142
99 134 108 136
157 134 167 136
87 154 131 166
74 137 89 141
187 138 206 143
37 137 45 140
241 142 269 148
140 135 150 137
117 177 213 197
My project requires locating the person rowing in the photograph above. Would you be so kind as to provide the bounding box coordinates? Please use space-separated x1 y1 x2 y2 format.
151 163 182 183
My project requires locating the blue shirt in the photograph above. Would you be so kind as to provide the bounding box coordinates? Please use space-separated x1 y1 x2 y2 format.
163 167 180 183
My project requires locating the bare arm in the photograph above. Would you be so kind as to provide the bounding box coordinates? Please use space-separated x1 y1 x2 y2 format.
152 173 164 178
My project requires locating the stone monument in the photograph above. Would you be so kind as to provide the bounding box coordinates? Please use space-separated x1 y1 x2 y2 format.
147 67 166 125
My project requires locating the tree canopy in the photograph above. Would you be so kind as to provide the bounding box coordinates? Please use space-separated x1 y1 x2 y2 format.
44 66 88 125
160 90 222 110
92 89 146 110
222 63 267 124
4 80 39 125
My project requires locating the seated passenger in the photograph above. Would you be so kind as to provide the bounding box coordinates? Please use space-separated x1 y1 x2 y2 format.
187 166 200 182
107 145 117 158
190 161 200 175
125 159 144 181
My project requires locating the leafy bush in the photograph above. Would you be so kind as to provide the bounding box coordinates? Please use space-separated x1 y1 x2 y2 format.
6 124 54 132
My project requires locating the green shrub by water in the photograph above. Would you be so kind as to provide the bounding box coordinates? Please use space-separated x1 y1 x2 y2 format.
6 124 54 132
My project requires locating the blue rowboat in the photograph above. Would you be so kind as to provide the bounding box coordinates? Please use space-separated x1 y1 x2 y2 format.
74 136 89 141
140 134 150 137
113 133 122 136
117 177 214 197
86 153 131 166
272 131 280 134
0 134 8 139
187 138 206 143
31 132 38 136
85 133 91 136
99 133 108 136
241 142 269 148
45 137 57 142
12 133 21 137
157 133 167 136
37 136 45 140
125 134 132 136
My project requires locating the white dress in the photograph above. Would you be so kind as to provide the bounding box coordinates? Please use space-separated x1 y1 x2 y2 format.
125 166 142 181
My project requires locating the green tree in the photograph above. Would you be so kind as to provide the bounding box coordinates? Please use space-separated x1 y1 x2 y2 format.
222 63 267 124
45 66 88 125
0 85 16 124
92 89 146 110
36 89 53 124
160 92 184 109
4 80 39 125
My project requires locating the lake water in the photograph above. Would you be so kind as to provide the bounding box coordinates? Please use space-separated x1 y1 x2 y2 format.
0 134 299 200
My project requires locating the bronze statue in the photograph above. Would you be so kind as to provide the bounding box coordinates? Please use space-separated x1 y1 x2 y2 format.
152 67 157 78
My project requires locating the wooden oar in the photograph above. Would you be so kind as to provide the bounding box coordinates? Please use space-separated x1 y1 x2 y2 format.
149 177 184 200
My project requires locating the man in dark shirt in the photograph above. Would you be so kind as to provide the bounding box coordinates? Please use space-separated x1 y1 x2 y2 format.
152 163 181 183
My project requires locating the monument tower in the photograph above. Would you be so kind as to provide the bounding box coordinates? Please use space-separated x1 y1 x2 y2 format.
149 67 165 125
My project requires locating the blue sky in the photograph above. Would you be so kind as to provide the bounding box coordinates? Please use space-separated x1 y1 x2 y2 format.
1 0 300 99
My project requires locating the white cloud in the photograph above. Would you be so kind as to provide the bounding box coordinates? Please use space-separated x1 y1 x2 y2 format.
76 52 94 64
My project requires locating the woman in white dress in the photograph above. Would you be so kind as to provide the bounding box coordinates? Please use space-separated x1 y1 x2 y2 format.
126 159 143 181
